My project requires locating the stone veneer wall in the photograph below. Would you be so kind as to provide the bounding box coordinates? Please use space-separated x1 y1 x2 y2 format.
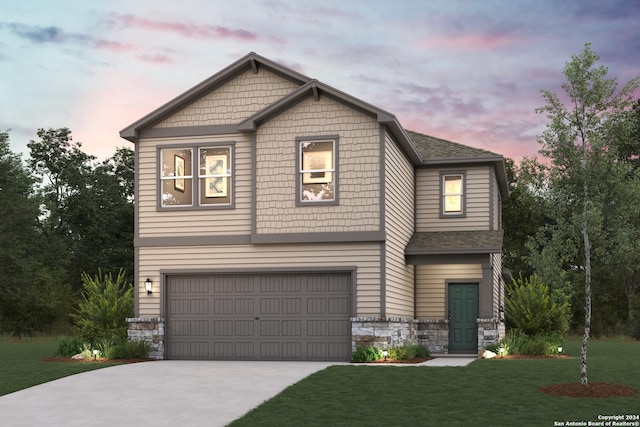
126 317 165 360
477 318 505 351
351 317 505 355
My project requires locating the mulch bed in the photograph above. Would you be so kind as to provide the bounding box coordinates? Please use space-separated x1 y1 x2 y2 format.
539 382 637 398
43 357 152 364
357 357 434 364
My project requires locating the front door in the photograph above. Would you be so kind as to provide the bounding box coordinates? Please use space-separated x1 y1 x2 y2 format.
448 283 479 353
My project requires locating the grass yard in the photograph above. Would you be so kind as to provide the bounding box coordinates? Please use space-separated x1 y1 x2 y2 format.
230 338 640 426
0 336 121 396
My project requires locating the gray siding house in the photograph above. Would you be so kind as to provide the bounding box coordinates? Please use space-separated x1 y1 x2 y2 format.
121 52 508 361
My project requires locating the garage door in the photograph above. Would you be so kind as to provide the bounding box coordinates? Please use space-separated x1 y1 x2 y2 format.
166 272 352 361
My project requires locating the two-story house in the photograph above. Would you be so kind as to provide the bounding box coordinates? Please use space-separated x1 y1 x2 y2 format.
121 52 508 361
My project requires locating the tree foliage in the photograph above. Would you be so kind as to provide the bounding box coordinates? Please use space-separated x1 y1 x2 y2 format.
505 274 570 336
71 269 134 344
531 43 640 385
0 128 134 336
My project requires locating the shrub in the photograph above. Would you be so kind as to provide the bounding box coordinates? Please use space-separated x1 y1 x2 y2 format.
351 346 383 362
388 345 429 360
56 336 85 357
505 273 570 336
71 269 134 345
105 340 151 359
497 331 564 356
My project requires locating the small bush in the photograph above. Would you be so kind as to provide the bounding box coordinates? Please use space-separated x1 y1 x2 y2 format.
351 346 383 362
388 345 429 360
521 339 549 356
105 340 151 359
56 336 85 357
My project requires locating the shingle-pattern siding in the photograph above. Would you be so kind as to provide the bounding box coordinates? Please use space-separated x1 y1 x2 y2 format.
255 95 381 234
153 69 300 128
491 252 503 317
137 134 253 237
416 166 491 232
383 131 415 318
415 264 482 319
137 243 382 317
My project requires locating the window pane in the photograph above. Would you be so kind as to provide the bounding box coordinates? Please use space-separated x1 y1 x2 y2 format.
300 141 334 201
199 147 231 205
443 175 462 213
161 149 192 206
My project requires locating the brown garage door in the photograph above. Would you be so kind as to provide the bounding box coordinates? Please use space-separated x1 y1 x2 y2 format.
166 272 352 361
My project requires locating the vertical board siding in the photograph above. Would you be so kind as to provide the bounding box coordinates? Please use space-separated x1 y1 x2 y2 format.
254 96 381 234
153 69 300 128
383 132 415 318
137 243 382 318
416 166 492 232
137 134 252 236
415 264 482 319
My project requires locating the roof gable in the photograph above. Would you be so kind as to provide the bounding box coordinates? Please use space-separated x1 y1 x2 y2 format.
120 52 311 142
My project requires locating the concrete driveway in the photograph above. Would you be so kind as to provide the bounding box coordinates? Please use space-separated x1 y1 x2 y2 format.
0 361 338 427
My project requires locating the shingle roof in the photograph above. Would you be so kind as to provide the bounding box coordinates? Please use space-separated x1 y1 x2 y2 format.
407 130 503 162
405 230 503 255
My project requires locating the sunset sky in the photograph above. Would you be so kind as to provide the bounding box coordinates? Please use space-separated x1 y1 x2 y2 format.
2 0 639 163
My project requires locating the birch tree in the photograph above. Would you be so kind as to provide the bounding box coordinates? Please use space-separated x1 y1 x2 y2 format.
535 43 639 385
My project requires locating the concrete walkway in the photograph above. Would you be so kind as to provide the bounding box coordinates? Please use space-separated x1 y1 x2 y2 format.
0 357 475 427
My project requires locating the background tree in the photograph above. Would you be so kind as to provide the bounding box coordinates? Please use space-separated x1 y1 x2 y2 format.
532 43 639 385
0 131 71 335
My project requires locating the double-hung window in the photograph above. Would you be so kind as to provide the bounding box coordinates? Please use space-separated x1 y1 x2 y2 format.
441 172 465 216
298 138 337 204
159 144 233 208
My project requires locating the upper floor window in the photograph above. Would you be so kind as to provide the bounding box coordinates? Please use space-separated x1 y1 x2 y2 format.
441 172 465 216
160 144 233 208
298 138 337 204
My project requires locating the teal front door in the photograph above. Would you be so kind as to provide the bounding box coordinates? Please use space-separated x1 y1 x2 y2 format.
448 283 479 353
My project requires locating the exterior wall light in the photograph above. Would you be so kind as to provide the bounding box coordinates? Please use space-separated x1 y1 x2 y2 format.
145 278 153 295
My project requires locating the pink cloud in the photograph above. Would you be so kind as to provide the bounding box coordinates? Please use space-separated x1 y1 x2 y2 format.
108 14 257 41
421 32 520 51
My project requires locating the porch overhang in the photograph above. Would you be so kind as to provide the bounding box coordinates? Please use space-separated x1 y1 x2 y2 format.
405 230 503 265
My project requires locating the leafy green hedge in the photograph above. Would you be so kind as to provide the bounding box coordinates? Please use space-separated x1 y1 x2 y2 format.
487 331 564 356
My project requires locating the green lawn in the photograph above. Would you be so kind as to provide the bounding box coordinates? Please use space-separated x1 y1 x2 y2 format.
230 338 640 426
0 336 122 396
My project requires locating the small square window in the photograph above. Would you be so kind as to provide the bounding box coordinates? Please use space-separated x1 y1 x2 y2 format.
441 173 465 216
299 140 336 203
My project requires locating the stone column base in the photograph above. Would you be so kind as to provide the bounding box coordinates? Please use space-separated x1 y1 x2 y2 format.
126 317 165 360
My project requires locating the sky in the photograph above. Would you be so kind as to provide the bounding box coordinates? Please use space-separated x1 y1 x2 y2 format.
1 0 639 163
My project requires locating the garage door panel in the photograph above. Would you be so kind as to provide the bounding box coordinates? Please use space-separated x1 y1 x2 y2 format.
167 273 351 361
260 298 281 314
213 298 234 314
213 320 233 336
307 298 327 314
260 320 280 336
282 298 301 314
234 320 254 336
234 298 253 314
282 320 301 336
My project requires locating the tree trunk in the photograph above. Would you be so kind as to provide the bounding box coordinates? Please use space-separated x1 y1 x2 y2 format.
581 224 591 386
